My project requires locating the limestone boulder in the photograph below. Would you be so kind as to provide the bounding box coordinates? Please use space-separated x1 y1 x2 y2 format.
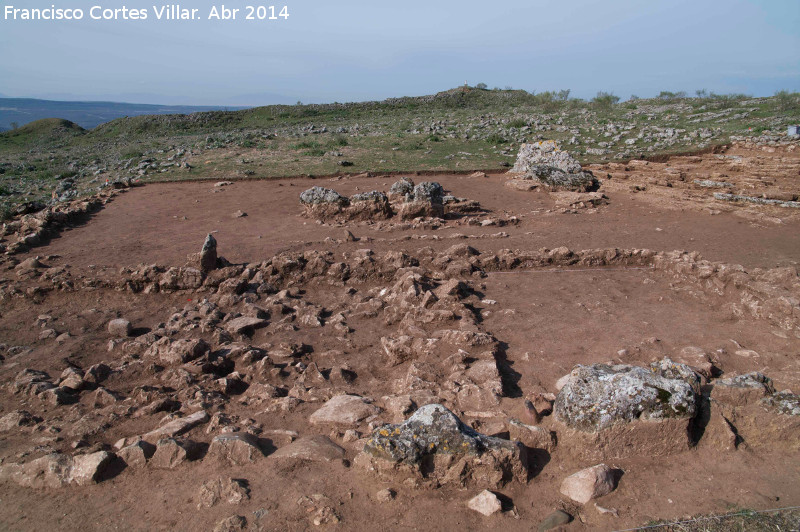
356 404 527 488
553 358 700 458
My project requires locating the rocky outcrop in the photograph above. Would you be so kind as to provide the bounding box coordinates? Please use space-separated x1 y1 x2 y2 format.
356 404 527 488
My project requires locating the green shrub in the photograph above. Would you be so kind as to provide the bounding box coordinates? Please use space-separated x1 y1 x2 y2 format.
330 135 349 147
774 90 799 111
508 118 527 128
292 140 321 150
486 133 507 145
592 91 620 109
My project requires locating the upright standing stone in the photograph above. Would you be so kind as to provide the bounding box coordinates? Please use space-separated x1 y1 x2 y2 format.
201 234 218 273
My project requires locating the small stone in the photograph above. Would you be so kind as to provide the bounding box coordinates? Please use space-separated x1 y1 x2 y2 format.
508 420 557 452
467 490 502 516
538 510 572 531
197 478 250 508
560 464 616 504
376 488 396 502
108 319 132 338
39 329 58 340
213 515 247 532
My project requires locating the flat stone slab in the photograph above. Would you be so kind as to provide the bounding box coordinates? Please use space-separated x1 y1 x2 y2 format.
143 410 209 442
270 436 346 463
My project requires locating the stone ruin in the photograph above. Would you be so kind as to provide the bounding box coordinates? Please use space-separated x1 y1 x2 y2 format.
508 140 599 192
299 178 479 222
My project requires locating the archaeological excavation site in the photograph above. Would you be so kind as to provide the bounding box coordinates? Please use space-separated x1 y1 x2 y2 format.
0 135 799 531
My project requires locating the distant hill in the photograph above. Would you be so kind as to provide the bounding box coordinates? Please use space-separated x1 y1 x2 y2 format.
0 98 250 131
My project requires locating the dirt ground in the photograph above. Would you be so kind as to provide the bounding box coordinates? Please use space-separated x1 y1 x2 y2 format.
0 143 799 531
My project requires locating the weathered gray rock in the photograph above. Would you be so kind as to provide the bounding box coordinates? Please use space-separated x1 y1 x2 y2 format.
412 182 444 203
560 464 616 504
512 141 583 174
356 404 527 488
309 394 380 428
467 489 502 516
554 360 699 431
200 234 218 273
761 391 800 416
299 187 349 206
711 372 774 407
207 433 263 465
107 318 132 338
197 478 250 508
389 177 415 198
552 359 699 458
350 190 389 204
397 182 446 219
510 141 598 192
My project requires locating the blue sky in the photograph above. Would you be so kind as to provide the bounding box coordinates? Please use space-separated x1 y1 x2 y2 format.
0 0 798 105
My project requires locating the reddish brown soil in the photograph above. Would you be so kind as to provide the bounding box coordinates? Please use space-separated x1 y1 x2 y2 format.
0 144 799 531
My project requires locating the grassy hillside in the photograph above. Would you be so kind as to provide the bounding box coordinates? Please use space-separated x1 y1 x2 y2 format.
0 98 249 131
1 87 799 220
